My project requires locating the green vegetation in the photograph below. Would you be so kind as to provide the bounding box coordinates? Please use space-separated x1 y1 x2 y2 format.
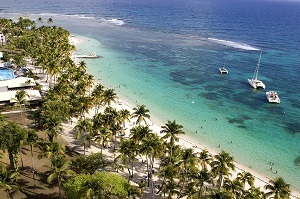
0 16 293 199
64 172 140 199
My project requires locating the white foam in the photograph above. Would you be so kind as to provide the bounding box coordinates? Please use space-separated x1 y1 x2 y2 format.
208 37 260 51
105 18 125 26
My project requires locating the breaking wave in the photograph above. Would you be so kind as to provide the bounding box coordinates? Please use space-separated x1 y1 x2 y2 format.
208 38 260 51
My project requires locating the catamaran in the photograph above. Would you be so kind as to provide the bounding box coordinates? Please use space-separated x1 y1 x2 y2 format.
248 51 265 89
266 91 280 103
219 59 228 74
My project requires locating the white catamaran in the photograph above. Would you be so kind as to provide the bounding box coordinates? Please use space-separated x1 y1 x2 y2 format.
248 51 266 89
219 58 228 74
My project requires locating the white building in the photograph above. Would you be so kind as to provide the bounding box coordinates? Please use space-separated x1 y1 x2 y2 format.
0 77 42 105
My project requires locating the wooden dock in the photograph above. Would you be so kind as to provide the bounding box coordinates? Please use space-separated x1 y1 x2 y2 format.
72 52 99 59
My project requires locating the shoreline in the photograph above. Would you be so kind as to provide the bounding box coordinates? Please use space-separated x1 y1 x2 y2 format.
69 35 300 198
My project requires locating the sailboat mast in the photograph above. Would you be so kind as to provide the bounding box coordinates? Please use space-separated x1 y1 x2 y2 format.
254 51 262 80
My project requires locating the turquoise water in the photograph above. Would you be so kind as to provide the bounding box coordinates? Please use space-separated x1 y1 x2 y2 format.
1 0 300 190
74 34 300 190
0 69 15 81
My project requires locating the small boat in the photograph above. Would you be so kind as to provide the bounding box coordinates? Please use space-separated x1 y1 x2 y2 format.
248 51 266 89
266 91 280 103
219 58 228 74
219 67 228 74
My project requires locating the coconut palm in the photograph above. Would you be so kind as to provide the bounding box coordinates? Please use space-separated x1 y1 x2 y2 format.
45 155 75 197
38 141 65 167
115 139 137 181
130 125 152 145
91 84 105 114
222 178 243 198
118 109 131 129
244 187 264 199
101 88 117 108
176 148 200 197
0 167 19 199
156 163 178 197
236 171 254 189
210 150 235 192
74 118 93 156
264 177 291 199
131 104 150 125
11 90 30 123
198 149 212 170
161 120 185 158
194 168 213 199
26 130 39 188
140 133 163 187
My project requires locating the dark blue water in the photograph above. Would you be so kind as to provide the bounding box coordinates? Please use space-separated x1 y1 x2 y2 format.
1 0 300 191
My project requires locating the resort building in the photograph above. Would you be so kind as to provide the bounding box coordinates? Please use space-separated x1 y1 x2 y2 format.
0 77 42 105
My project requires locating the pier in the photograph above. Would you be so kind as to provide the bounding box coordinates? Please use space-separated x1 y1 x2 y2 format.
72 52 99 59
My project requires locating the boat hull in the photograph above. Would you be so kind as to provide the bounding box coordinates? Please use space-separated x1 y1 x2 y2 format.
219 68 228 74
266 91 280 103
248 79 265 89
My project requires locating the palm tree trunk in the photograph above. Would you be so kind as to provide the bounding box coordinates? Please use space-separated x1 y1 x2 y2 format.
20 145 24 169
127 167 132 181
58 173 61 197
146 154 149 187
218 173 223 193
30 145 36 188
6 189 11 199
156 177 166 194
83 142 86 156
101 139 104 155
131 161 134 180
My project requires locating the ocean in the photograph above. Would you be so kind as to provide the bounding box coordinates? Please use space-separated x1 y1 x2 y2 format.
1 0 300 190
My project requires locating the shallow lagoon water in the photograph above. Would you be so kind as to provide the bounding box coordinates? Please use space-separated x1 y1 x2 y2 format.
1 0 300 190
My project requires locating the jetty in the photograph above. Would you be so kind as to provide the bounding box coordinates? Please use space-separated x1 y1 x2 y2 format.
72 52 99 59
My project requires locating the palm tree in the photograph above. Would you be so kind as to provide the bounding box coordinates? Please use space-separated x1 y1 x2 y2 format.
0 167 19 199
115 139 137 181
160 120 185 158
194 168 213 199
210 150 235 193
45 155 75 197
176 148 199 198
244 187 264 199
74 118 93 156
101 88 117 108
140 133 163 187
131 104 150 125
264 177 291 199
26 130 39 188
11 90 30 123
222 178 243 198
38 141 65 167
130 125 152 145
198 149 212 170
118 109 131 129
91 84 105 114
236 171 254 190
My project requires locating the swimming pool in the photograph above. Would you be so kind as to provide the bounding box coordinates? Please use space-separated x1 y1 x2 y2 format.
0 68 15 81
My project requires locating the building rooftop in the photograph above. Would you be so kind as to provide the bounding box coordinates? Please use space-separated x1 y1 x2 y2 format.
0 89 42 103
0 77 36 89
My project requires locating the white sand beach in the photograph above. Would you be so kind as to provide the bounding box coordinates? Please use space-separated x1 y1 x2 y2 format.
27 35 300 198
